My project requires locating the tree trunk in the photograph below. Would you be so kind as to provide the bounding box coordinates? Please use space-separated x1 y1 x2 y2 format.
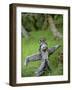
48 15 62 39
42 15 48 30
21 25 29 39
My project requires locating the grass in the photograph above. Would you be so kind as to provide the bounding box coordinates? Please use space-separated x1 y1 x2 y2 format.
21 30 63 77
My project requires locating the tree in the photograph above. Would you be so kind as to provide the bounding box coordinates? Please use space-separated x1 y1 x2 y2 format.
21 13 63 39
47 15 62 39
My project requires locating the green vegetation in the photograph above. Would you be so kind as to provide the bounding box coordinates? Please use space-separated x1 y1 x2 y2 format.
21 30 63 77
22 13 63 33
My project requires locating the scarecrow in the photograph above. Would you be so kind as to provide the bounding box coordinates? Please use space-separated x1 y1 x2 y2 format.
24 38 60 76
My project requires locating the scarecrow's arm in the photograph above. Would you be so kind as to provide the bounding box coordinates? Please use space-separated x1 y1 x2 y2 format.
48 45 61 56
24 45 60 66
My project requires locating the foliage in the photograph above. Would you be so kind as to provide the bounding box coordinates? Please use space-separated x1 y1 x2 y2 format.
54 15 63 33
22 13 63 32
